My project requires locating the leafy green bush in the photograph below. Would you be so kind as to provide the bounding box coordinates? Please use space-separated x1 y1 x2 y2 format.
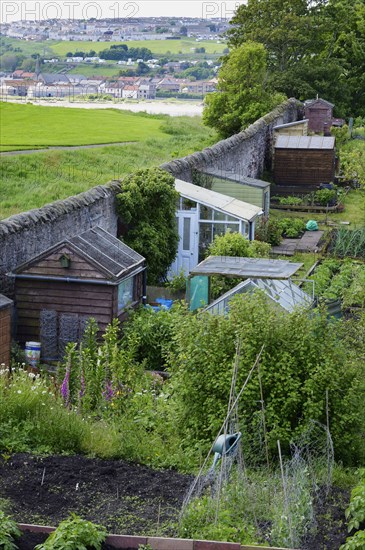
0 510 21 550
35 513 107 550
276 196 303 206
314 188 337 206
165 268 187 293
168 294 365 464
255 217 282 246
206 231 271 299
340 473 365 550
278 217 306 238
116 168 179 284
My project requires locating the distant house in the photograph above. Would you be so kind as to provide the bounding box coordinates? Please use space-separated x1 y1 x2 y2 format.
274 135 336 191
171 179 263 275
122 85 139 99
304 98 334 134
13 227 146 360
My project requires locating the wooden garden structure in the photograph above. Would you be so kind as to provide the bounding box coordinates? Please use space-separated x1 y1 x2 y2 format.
12 227 146 360
273 135 336 193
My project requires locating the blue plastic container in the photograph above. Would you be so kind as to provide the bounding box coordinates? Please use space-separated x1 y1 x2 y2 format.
155 298 173 310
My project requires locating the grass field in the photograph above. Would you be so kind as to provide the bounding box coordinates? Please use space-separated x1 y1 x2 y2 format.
1 36 226 60
67 64 120 77
0 113 217 219
50 39 227 57
0 102 167 149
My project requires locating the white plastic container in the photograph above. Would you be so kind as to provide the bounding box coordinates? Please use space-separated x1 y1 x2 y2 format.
25 342 41 368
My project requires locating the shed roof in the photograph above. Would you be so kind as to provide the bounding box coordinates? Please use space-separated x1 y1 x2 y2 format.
190 256 303 279
175 179 263 222
0 294 13 310
304 98 334 109
200 169 270 189
204 278 312 314
15 227 145 282
275 135 335 150
69 227 144 279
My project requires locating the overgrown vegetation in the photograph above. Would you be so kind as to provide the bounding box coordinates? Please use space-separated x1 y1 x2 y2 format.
116 168 179 284
0 114 217 219
0 510 21 550
341 472 365 550
35 513 107 550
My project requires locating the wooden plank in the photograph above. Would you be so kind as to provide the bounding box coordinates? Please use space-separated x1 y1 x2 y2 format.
16 281 113 293
23 267 105 279
16 294 112 307
15 288 113 299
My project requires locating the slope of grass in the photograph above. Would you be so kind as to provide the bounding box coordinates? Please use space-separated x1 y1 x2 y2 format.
67 64 120 77
51 38 227 57
0 115 217 219
0 102 166 149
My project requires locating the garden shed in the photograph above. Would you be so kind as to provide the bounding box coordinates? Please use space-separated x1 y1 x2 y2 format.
304 98 334 133
274 135 336 191
171 179 263 275
0 294 13 367
197 168 271 216
12 227 146 360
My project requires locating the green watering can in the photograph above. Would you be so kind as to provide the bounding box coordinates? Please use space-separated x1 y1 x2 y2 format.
210 432 242 471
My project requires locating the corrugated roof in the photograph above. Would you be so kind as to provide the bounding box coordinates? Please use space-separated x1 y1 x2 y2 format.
200 169 270 189
175 179 263 222
204 278 312 315
275 135 335 150
69 227 144 279
190 256 303 279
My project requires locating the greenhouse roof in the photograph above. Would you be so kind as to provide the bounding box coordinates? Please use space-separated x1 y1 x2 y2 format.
175 179 263 222
204 278 313 315
190 256 303 279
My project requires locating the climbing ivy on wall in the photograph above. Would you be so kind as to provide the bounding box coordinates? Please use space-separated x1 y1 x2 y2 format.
116 168 179 284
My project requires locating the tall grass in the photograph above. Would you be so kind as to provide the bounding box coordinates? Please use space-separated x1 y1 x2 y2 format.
0 116 217 219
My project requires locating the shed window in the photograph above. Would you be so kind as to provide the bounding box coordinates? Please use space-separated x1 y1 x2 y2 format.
118 277 134 312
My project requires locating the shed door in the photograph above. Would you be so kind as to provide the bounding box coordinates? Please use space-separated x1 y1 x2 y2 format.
174 211 199 276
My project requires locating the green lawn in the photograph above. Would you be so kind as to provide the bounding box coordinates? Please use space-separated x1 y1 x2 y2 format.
0 102 167 149
51 39 227 57
0 114 217 219
67 64 120 77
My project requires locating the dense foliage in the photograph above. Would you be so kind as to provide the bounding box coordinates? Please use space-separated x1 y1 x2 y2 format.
203 41 286 137
226 0 365 119
341 472 365 549
116 168 179 284
205 231 271 298
35 513 107 550
0 510 21 550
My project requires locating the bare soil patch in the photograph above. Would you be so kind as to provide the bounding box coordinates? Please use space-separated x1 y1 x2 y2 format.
0 453 192 538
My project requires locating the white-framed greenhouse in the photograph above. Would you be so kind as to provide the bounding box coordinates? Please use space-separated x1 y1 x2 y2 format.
171 179 263 276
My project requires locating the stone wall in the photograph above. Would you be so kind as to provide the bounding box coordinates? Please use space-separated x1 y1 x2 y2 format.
0 181 121 294
0 99 302 295
161 98 302 182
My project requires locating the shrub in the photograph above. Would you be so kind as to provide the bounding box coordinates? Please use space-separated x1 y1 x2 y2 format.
340 473 365 550
255 217 282 246
35 513 107 550
314 188 337 206
278 217 306 238
0 510 21 550
116 168 179 284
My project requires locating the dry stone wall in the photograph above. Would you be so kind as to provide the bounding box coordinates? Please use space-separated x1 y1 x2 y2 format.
0 99 302 295
161 98 302 182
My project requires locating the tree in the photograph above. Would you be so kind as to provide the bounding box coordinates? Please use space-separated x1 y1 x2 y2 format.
116 168 179 284
180 26 188 36
203 41 286 137
225 0 365 117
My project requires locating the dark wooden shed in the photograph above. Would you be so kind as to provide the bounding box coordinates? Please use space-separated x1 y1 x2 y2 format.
13 227 146 360
274 135 336 192
304 98 334 134
0 294 13 367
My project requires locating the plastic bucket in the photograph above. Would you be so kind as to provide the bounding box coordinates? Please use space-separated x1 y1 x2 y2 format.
25 342 41 368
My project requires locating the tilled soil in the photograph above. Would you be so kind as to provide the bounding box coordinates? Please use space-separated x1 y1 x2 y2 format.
0 453 193 537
